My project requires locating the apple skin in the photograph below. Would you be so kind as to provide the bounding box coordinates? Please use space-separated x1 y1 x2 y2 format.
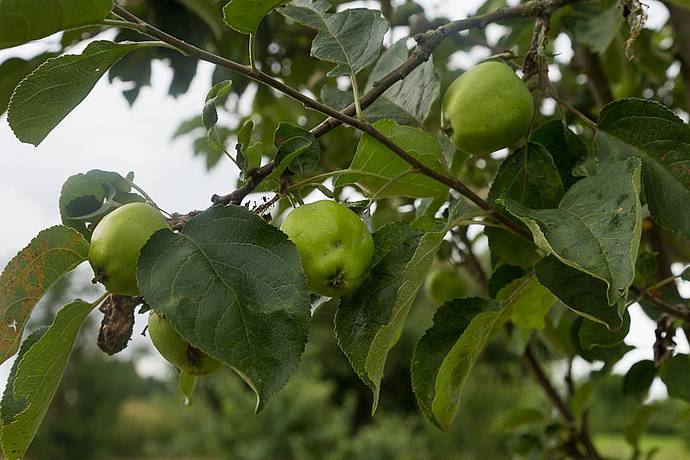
89 202 170 296
442 61 534 156
280 200 375 298
148 312 223 377
424 267 472 304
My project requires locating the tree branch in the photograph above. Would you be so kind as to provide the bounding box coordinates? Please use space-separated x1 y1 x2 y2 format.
630 285 690 322
112 2 556 238
451 227 489 292
111 0 581 219
312 0 582 136
524 344 602 460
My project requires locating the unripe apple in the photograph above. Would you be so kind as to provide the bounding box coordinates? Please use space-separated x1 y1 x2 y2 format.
424 266 472 304
148 312 223 376
89 202 170 296
442 61 534 156
280 200 375 297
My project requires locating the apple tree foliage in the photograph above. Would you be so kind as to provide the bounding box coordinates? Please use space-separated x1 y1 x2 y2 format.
1 0 690 458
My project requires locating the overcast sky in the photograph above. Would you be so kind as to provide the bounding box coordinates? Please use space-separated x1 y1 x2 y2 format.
0 0 686 399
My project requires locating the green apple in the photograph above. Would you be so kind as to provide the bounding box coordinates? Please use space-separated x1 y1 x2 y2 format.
89 202 170 296
442 61 534 156
424 266 471 304
148 312 223 376
280 200 375 297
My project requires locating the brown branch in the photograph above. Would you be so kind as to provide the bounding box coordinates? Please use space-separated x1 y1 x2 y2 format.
452 227 489 291
522 14 551 81
112 3 545 239
112 0 582 213
524 344 602 460
630 285 690 322
525 344 575 424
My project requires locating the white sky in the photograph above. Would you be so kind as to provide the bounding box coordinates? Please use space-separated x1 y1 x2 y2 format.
0 0 686 399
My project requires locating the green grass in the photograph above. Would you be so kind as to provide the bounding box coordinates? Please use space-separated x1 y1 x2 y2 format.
596 434 690 460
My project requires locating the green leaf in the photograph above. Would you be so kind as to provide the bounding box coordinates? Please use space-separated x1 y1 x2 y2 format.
541 309 577 358
137 205 311 411
502 157 643 305
624 405 656 452
562 1 623 54
223 0 284 34
596 98 690 239
8 40 166 146
178 371 198 406
176 0 226 38
411 275 539 430
194 127 233 170
335 222 444 411
488 142 564 212
235 120 263 180
571 380 600 426
486 142 562 273
535 255 626 330
0 0 112 50
0 54 55 115
273 122 320 177
623 360 656 401
202 80 232 130
578 310 630 350
335 119 449 199
59 169 143 237
321 85 418 126
279 0 388 77
0 226 89 364
508 276 556 330
363 38 440 124
485 227 541 271
531 120 588 189
488 265 526 299
577 333 633 365
491 408 546 433
172 115 204 139
1 300 96 460
660 353 690 402
0 329 45 425
411 297 500 430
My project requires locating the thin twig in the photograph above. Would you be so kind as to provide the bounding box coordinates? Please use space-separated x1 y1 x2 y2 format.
452 227 489 291
630 286 690 322
524 344 602 460
525 344 575 424
549 90 598 130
